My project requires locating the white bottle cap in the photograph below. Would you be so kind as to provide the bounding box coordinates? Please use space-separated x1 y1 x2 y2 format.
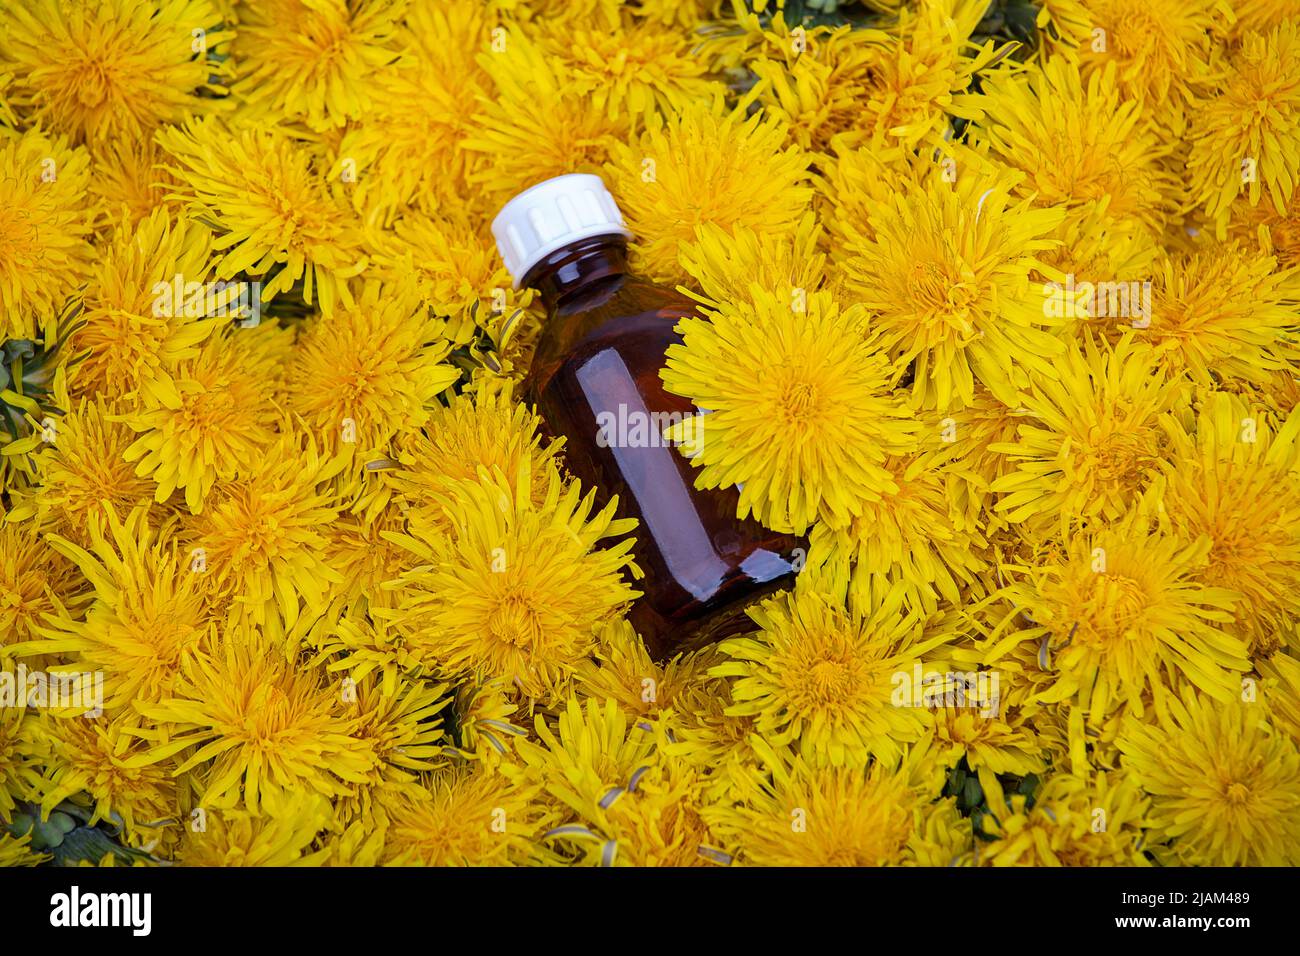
491 173 631 288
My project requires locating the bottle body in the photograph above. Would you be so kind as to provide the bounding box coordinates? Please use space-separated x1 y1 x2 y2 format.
523 239 802 659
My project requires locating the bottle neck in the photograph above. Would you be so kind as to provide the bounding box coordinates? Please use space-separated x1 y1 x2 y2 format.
520 234 628 312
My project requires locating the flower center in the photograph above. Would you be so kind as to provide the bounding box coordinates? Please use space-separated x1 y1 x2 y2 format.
73 61 112 108
1082 418 1158 486
780 381 818 421
487 591 544 647
788 654 861 710
1081 573 1149 643
1224 781 1251 806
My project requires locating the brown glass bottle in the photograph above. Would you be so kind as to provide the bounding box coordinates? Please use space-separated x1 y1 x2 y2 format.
522 234 804 660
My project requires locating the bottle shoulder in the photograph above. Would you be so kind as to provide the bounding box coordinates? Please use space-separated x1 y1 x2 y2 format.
557 274 698 324
528 276 700 397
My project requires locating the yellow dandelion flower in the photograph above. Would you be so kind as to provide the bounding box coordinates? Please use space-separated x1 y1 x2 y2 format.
0 0 231 143
705 743 936 866
0 832 47 867
632 0 721 29
509 696 657 844
1229 182 1300 269
310 612 415 699
1232 0 1300 35
976 772 1150 866
1151 391 1300 656
1034 0 1095 51
908 797 972 867
72 208 223 401
158 117 367 313
818 143 915 253
366 209 531 348
661 287 920 532
0 689 43 820
1021 693 1130 773
0 70 14 127
379 764 545 866
926 701 1047 811
230 0 402 130
0 127 93 341
841 168 1065 410
36 715 177 847
664 643 767 791
807 453 988 616
122 323 291 513
522 0 621 22
1142 245 1300 386
914 386 1025 531
18 398 156 543
452 677 529 768
87 138 180 229
338 3 495 214
378 383 562 540
975 58 1177 236
746 20 888 155
606 98 812 285
1186 20 1300 231
951 582 1064 705
188 429 346 632
1117 689 1300 866
329 674 452 824
134 630 375 812
1260 652 1300 742
987 510 1249 720
464 32 630 206
388 462 639 698
711 588 946 766
315 503 409 621
1034 201 1162 339
284 281 459 456
1073 0 1232 130
858 0 1007 153
537 737 718 867
534 12 717 122
678 212 827 312
714 0 990 156
574 618 711 719
990 336 1184 533
175 790 333 866
1212 365 1300 420
320 818 385 867
34 507 211 710
0 522 88 658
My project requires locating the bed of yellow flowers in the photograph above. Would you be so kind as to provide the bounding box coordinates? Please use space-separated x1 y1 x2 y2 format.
1 0 1299 867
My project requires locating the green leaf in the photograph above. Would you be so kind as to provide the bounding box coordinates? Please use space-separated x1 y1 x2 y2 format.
8 811 35 839
30 815 72 850
49 826 124 867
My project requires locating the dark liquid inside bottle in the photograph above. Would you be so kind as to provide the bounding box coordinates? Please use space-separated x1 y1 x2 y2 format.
522 235 803 660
